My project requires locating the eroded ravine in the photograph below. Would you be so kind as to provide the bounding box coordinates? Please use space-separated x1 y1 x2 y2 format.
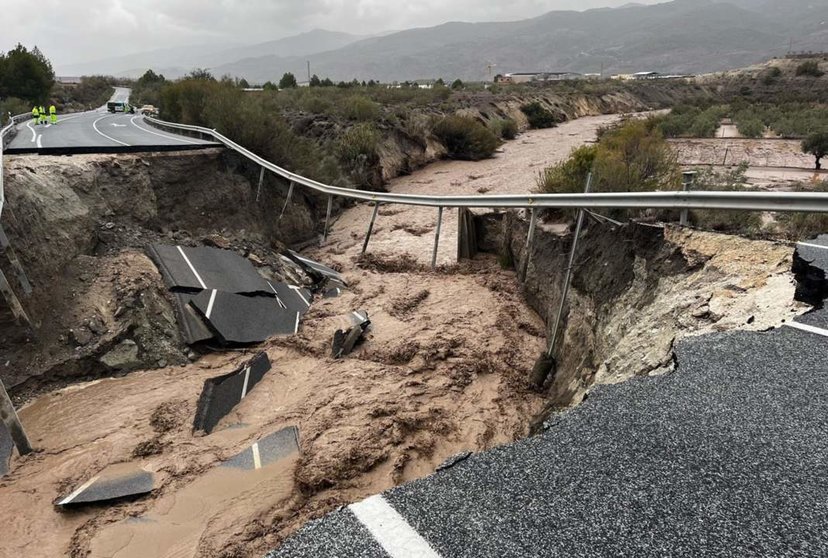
0 113 805 558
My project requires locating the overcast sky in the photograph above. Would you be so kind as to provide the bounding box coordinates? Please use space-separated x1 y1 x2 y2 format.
1 0 665 67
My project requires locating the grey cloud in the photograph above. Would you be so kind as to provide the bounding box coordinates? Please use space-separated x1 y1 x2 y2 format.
0 0 664 67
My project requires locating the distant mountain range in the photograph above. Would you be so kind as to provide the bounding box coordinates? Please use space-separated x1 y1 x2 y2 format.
58 0 828 82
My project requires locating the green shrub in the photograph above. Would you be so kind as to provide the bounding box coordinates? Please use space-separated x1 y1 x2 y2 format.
335 123 381 188
521 102 558 129
432 115 500 161
537 145 597 194
761 66 783 85
796 60 824 78
736 117 765 138
489 118 518 140
340 95 381 121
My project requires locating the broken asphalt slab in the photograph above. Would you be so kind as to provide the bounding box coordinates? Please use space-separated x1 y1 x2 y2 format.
55 463 155 508
148 244 273 295
268 327 828 557
222 426 300 470
190 290 300 344
268 281 313 315
193 352 271 434
282 250 347 287
793 235 828 305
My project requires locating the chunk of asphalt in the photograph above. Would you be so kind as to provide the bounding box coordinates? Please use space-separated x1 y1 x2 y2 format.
190 290 300 345
172 292 215 345
792 235 828 305
332 311 371 359
148 244 273 295
193 352 271 434
0 422 12 477
222 426 300 470
54 463 155 508
267 281 313 315
282 250 347 287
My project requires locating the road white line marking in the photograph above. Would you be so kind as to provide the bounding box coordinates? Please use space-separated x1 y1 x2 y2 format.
93 115 130 146
58 475 100 506
44 124 51 129
289 285 311 307
267 282 289 309
176 246 207 289
797 242 828 251
786 321 828 338
350 495 442 558
129 115 203 145
241 366 251 398
205 289 218 319
252 443 262 470
36 135 42 149
294 312 300 334
26 120 36 142
352 311 366 323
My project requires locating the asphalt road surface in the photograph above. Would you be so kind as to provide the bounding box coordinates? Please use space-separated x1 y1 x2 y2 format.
5 88 217 154
269 241 828 558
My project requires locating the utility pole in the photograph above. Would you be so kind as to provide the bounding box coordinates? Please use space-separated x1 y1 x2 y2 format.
307 61 311 83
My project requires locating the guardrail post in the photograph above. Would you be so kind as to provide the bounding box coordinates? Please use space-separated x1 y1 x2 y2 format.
361 202 381 255
546 173 592 361
322 195 333 244
431 206 444 270
680 171 696 227
0 378 33 456
520 208 538 280
279 182 295 221
255 167 266 202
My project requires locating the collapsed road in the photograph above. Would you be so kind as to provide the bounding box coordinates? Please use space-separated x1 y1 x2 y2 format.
0 113 820 557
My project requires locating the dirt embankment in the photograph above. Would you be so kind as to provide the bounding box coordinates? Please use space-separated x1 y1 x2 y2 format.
0 149 322 395
485 214 804 413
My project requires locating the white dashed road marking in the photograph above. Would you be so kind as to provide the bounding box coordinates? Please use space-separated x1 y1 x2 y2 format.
176 246 207 289
57 475 100 506
786 321 828 338
349 495 443 558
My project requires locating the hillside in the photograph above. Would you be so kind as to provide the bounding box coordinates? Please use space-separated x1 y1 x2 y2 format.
213 0 828 82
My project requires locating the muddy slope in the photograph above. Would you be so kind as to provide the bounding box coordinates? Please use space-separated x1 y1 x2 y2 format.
484 213 804 410
0 149 323 393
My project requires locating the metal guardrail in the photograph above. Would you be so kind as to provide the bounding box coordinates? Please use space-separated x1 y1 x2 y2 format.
1 113 33 219
146 116 828 214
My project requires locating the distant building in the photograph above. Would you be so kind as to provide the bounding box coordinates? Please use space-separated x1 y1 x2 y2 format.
632 71 661 80
56 76 82 86
496 72 582 84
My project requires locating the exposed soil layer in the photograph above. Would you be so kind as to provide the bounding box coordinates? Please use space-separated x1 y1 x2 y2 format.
0 149 321 397
488 214 806 414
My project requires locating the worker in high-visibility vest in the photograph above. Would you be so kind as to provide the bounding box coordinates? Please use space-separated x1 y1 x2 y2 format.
49 105 57 125
31 106 39 124
38 106 47 125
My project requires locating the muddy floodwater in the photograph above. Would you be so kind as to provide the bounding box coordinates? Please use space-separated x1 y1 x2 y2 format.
0 114 623 557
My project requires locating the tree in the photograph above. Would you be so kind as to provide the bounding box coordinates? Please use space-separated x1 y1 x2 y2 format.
321 77 334 87
279 72 297 89
0 44 54 103
263 81 277 90
803 132 828 170
309 74 321 87
238 78 250 89
187 68 215 81
451 79 464 90
434 78 445 87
